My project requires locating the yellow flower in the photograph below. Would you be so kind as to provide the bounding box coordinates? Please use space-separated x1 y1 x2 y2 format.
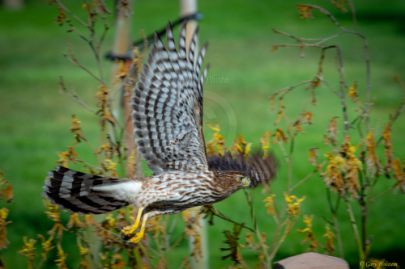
274 128 287 143
103 159 117 176
302 111 313 124
45 200 61 223
393 159 405 190
57 146 77 167
365 132 380 177
206 141 216 156
284 193 305 217
55 244 68 269
264 195 276 216
297 4 313 20
326 117 338 145
41 238 53 254
208 124 221 133
0 208 8 220
293 120 303 133
67 213 84 229
70 114 86 142
0 208 9 249
323 137 363 197
260 131 271 157
103 213 116 229
347 82 358 101
308 148 318 166
301 215 313 230
96 85 115 130
298 215 318 251
96 143 111 154
0 178 13 202
232 136 251 157
213 133 225 156
19 237 37 260
84 215 95 226
78 241 89 256
207 124 226 156
323 224 335 254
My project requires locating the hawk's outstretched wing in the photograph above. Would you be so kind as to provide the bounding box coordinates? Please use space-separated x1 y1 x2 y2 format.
132 24 209 174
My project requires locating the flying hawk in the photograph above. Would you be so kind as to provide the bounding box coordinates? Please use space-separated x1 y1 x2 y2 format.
44 24 276 243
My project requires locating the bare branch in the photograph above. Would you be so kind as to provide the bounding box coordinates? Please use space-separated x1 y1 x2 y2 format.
64 47 104 84
58 76 96 113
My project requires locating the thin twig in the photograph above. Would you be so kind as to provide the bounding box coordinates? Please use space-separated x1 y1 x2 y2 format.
331 45 350 133
58 76 96 113
64 49 104 84
54 0 88 27
344 198 365 262
268 219 294 265
290 171 315 191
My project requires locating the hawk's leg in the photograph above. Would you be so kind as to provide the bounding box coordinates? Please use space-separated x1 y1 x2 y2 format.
122 207 144 236
128 212 150 244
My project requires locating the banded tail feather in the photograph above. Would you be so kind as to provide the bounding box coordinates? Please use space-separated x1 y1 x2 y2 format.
208 152 277 187
44 166 140 214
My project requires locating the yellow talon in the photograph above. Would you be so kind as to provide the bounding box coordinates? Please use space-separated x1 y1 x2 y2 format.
122 207 144 236
128 213 149 244
128 230 144 244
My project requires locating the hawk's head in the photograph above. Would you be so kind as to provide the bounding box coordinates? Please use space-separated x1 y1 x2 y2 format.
212 171 251 196
208 151 277 188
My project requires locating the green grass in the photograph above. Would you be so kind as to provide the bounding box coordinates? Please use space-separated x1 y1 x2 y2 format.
1 0 405 268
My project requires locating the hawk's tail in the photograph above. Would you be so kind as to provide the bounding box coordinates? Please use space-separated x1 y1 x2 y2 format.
44 166 139 214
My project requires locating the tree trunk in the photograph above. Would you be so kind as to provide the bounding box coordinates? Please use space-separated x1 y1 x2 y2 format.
110 0 142 180
110 1 151 267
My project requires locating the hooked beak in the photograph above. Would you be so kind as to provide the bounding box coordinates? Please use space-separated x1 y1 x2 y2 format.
241 177 251 187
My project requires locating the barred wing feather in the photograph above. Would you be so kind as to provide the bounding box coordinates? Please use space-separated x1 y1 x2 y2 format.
132 24 209 174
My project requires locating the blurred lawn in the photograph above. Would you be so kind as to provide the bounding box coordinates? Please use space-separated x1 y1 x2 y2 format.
1 0 405 268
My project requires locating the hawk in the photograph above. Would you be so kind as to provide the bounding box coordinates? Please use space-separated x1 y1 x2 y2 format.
44 24 276 243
